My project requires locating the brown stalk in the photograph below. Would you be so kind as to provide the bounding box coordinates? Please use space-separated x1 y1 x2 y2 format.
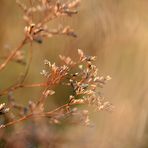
0 82 48 96
0 100 85 129
0 37 27 71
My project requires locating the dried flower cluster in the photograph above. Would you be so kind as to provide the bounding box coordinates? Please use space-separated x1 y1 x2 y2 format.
0 0 79 71
0 49 113 129
19 0 79 43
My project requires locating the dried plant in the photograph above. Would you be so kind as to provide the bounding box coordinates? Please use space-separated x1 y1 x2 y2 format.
0 0 79 71
0 0 113 147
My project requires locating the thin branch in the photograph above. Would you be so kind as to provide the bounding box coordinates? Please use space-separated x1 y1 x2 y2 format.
0 37 27 71
19 42 33 84
0 82 48 96
0 101 85 129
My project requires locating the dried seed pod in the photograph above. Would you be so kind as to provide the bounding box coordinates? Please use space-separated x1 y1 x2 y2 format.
0 103 9 115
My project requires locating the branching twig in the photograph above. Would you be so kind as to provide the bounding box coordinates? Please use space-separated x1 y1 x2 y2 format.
0 37 27 71
0 100 85 129
0 82 48 96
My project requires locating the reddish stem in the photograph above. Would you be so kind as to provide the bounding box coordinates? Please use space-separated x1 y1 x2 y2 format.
0 38 27 71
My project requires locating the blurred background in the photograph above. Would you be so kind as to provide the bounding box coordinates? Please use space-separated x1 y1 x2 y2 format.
0 0 148 148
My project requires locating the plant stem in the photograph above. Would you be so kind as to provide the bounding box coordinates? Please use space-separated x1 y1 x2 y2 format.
0 37 27 71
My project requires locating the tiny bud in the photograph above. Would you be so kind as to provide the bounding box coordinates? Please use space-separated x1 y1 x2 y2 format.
106 75 112 81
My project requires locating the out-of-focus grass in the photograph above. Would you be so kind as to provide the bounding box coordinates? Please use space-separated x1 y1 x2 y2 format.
0 0 148 147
